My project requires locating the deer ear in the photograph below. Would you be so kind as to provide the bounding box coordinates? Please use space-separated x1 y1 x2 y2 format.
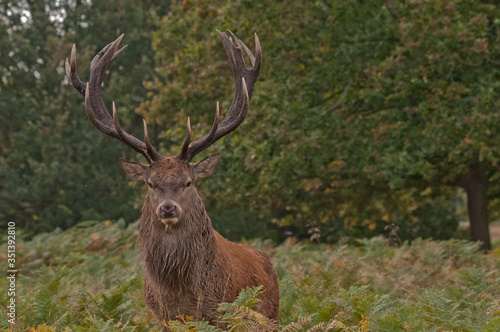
118 158 149 181
191 152 221 178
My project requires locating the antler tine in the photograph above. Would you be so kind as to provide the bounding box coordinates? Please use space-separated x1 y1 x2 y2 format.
65 41 128 97
253 33 262 69
65 44 86 96
111 102 152 163
177 102 220 161
68 35 163 164
111 44 128 61
90 38 128 73
178 117 192 161
239 38 255 66
181 30 261 162
143 119 163 162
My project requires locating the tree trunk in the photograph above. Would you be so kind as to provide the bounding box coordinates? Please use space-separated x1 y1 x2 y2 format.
459 163 491 251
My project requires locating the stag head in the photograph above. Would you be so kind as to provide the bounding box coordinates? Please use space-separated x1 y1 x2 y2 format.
119 151 221 231
65 31 261 231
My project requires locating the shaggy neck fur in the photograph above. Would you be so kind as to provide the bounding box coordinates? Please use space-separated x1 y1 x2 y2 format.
136 191 217 295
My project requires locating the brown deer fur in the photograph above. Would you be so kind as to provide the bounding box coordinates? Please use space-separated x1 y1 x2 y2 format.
122 156 279 327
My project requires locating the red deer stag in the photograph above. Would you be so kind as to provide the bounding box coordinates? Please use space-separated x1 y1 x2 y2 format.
65 31 279 327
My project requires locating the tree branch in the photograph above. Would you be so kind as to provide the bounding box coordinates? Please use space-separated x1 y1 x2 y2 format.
328 78 352 111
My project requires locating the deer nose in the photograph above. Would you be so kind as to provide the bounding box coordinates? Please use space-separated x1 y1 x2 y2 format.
159 205 177 219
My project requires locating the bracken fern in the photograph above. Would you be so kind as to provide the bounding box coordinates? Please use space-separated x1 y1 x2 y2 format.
0 222 499 331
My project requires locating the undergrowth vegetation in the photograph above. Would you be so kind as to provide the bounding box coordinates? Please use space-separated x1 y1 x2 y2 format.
1 220 499 331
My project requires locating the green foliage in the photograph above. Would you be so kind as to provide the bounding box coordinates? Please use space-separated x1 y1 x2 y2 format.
139 0 500 243
348 0 500 248
24 266 69 328
1 221 499 330
218 286 278 331
0 221 157 331
98 274 140 324
219 285 264 313
0 0 168 233
269 236 500 330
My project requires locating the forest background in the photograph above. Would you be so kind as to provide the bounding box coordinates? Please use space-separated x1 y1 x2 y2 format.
2 0 500 251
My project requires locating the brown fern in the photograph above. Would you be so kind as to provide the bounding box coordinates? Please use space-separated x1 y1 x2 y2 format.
281 316 313 332
306 323 326 332
227 304 278 331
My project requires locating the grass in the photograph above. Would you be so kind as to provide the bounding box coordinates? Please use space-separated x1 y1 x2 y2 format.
1 220 499 331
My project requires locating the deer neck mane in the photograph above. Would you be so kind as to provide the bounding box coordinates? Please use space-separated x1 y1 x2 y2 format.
136 192 217 292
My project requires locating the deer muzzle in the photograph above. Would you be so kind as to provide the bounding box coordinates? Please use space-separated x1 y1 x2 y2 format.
157 202 182 226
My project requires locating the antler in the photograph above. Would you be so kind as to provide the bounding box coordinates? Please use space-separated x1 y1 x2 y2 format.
65 34 162 164
177 30 262 162
66 31 261 164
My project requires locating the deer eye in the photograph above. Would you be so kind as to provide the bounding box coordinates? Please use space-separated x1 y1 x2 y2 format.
186 181 192 188
147 181 154 188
